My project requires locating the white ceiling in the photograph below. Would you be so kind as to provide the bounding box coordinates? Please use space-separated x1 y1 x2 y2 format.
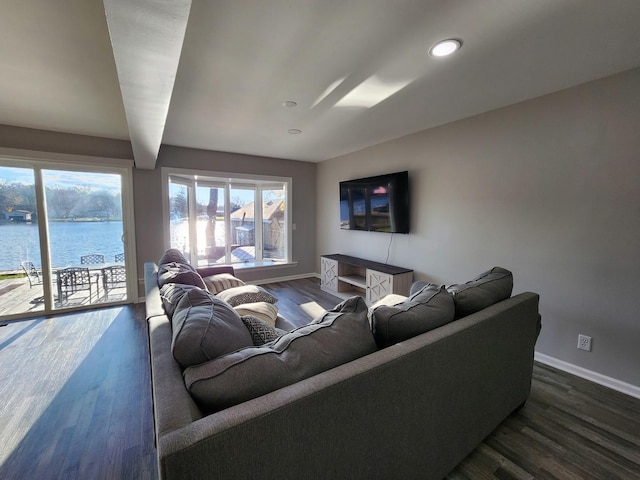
2 1 640 169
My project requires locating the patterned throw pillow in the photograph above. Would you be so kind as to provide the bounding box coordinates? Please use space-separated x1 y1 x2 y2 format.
216 285 277 307
241 315 286 346
203 273 246 295
233 302 279 327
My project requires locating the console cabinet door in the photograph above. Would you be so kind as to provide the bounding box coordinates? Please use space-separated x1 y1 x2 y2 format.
321 257 338 292
366 269 392 304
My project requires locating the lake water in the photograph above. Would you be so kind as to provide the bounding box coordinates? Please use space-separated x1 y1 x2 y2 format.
1 219 229 272
1 221 124 272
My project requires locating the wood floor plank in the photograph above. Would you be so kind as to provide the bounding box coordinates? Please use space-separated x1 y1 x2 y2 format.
0 305 157 480
1 276 639 479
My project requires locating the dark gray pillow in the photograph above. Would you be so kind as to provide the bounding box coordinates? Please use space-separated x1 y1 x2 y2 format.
447 267 513 319
184 296 377 412
241 315 287 346
370 284 455 348
157 261 206 289
159 282 199 318
171 288 253 369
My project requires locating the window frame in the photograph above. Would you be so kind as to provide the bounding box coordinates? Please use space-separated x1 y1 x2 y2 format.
162 167 293 269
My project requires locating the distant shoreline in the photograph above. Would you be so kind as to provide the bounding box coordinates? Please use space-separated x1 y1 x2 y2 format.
0 217 123 225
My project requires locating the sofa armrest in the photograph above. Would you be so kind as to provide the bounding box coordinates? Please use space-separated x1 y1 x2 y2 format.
196 265 235 278
144 262 165 319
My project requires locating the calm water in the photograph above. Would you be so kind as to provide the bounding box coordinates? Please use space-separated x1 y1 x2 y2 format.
1 221 124 272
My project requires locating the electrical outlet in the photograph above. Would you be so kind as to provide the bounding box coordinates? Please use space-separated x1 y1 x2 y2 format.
578 334 592 352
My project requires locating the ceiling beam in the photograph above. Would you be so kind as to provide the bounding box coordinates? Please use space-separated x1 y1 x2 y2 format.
103 0 191 170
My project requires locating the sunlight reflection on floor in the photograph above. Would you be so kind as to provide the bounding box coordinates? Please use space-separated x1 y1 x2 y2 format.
299 301 326 320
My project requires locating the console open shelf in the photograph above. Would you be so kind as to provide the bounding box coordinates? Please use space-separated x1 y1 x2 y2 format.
321 254 413 304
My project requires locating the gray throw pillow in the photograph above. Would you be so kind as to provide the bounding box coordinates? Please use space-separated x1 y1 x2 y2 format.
370 284 455 348
184 296 377 413
171 288 253 369
447 267 513 319
159 282 199 318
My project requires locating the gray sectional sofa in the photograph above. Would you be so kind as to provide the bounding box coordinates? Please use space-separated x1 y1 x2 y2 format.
144 253 541 480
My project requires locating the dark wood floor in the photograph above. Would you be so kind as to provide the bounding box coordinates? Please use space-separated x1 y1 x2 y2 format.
1 277 639 479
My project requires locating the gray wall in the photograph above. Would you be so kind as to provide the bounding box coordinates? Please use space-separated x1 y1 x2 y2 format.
133 145 317 290
0 126 317 297
0 124 133 159
317 67 640 388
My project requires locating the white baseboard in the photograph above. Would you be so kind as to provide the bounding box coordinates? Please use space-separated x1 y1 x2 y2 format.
534 352 640 400
248 272 318 285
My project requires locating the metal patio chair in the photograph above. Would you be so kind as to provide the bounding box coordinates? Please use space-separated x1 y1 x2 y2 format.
57 267 95 304
80 253 105 265
101 265 126 299
20 261 43 288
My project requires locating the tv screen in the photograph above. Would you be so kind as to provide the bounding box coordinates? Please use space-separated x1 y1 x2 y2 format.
340 171 409 233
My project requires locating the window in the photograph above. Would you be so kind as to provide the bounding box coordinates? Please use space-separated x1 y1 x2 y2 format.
164 169 291 268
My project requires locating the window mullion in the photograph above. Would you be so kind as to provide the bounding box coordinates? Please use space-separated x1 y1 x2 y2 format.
255 187 263 263
33 168 54 310
187 183 198 264
224 183 232 264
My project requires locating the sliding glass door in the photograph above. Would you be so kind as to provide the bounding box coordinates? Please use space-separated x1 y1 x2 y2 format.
0 166 45 316
0 160 135 319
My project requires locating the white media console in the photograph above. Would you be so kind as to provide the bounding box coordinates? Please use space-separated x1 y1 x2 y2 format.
320 254 413 305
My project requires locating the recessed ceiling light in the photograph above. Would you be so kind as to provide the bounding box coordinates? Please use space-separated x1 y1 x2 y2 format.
288 129 302 135
429 39 462 57
283 100 298 108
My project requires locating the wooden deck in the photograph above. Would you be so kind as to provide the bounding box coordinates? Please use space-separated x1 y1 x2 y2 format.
0 276 127 318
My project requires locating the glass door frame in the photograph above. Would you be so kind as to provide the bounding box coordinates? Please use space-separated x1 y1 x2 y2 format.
0 150 138 320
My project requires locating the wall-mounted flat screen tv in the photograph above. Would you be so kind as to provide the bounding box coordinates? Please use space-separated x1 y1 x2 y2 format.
340 171 409 233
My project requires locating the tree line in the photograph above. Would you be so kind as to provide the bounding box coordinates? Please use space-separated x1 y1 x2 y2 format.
0 181 122 220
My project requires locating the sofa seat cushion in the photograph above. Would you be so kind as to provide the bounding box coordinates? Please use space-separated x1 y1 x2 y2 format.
203 273 246 294
370 284 455 348
215 284 278 307
171 288 253 369
184 296 377 413
447 267 513 319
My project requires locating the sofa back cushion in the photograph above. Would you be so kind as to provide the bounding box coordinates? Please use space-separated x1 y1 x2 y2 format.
158 248 189 265
447 267 513 319
158 261 206 290
370 284 455 348
184 296 377 412
171 288 253 368
159 282 200 319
